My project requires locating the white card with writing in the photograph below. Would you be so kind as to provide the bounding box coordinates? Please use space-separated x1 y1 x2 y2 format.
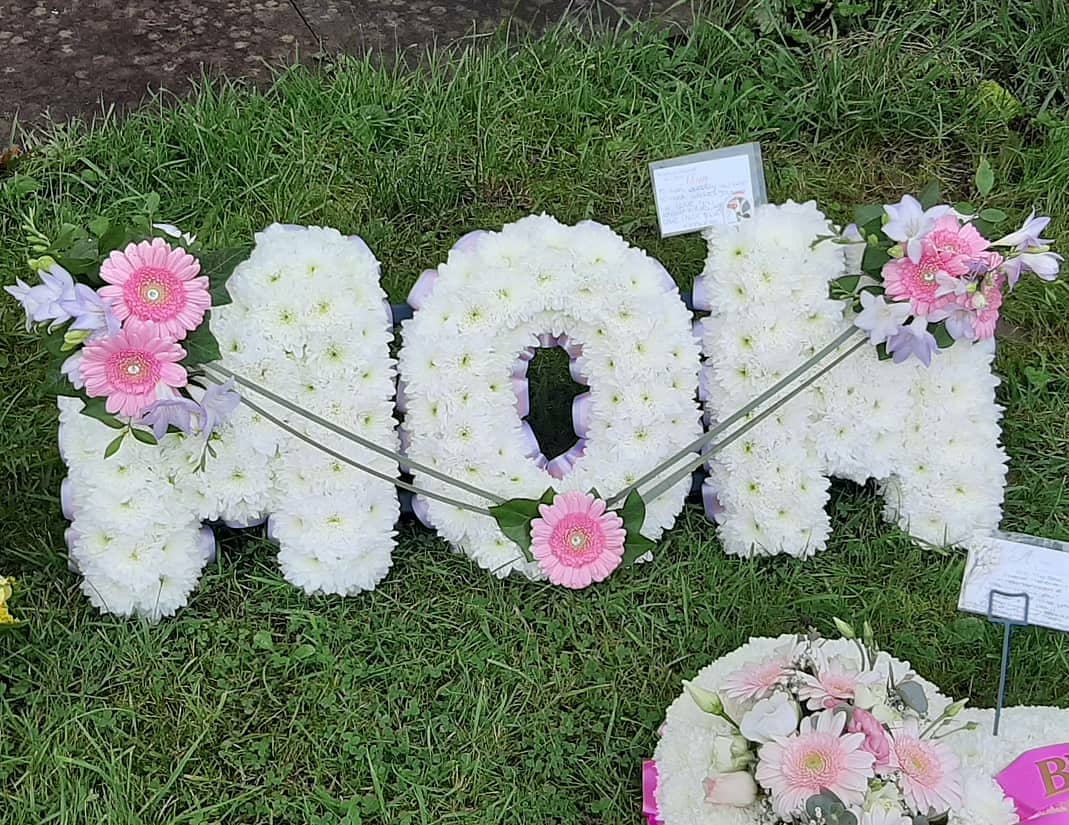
649 142 767 237
958 530 1069 632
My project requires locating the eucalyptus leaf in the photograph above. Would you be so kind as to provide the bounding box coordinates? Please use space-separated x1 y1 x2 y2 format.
896 679 929 714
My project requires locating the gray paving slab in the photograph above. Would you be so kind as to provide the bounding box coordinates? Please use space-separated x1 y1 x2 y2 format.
0 0 689 140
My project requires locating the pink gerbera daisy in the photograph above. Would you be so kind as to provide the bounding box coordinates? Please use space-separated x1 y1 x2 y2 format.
797 655 873 710
722 658 791 702
80 318 188 417
883 239 965 316
530 491 626 589
927 215 989 266
755 710 875 818
891 720 962 816
99 238 209 340
966 270 1005 340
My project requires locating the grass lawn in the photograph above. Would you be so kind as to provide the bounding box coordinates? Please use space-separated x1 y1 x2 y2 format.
2 5 1069 823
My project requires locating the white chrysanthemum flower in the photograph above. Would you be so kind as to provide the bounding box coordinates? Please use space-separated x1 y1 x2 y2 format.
698 201 1006 558
58 224 399 619
398 215 702 580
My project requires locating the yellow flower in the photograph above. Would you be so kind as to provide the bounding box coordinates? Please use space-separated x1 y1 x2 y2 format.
0 576 17 625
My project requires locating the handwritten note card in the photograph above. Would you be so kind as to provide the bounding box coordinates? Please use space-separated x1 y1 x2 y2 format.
959 531 1069 632
649 143 766 237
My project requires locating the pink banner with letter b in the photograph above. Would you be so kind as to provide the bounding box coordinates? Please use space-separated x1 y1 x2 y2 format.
997 744 1069 823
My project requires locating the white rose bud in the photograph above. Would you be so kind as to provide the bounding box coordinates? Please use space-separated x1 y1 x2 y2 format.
739 692 801 744
703 772 759 807
685 681 725 716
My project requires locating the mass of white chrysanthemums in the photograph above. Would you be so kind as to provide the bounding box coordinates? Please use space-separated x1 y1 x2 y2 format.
696 201 1007 558
59 224 399 619
397 215 703 579
652 636 1051 825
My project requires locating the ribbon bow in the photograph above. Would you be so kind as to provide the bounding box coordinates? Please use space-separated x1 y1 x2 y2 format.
997 744 1069 823
642 760 664 825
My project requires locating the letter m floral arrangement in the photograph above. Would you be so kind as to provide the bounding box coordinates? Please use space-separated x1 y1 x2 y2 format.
6 206 242 455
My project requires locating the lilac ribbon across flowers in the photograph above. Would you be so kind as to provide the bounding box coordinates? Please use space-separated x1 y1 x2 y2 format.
997 744 1069 823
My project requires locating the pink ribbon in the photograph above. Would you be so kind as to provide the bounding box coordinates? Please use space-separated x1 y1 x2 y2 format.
642 760 664 825
997 744 1069 824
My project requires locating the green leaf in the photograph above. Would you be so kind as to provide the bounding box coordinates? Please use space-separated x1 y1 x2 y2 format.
620 531 655 567
918 180 942 210
896 679 929 714
130 427 158 445
829 274 861 301
875 342 892 361
975 157 995 197
954 201 976 216
144 191 161 215
97 222 129 257
618 489 646 532
80 396 126 429
853 204 884 230
930 320 954 348
199 246 250 308
181 317 222 367
4 174 39 196
88 217 110 238
58 237 101 276
861 244 891 272
979 207 1008 224
103 433 126 458
489 496 547 561
252 630 274 650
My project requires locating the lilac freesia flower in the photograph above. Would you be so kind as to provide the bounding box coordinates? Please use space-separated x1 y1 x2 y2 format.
4 265 77 330
883 195 951 263
197 379 241 438
934 271 971 300
60 284 121 339
886 318 939 366
992 210 1053 251
928 305 976 341
854 290 911 345
1003 250 1063 288
61 351 85 389
139 398 201 440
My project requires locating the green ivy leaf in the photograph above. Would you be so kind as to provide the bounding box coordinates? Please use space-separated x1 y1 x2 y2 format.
975 157 995 197
618 489 646 535
130 427 158 445
199 246 250 308
918 180 942 210
489 494 549 561
103 432 126 458
620 531 655 567
181 316 222 367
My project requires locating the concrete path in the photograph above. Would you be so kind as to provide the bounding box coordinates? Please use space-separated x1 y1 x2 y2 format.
1 0 686 138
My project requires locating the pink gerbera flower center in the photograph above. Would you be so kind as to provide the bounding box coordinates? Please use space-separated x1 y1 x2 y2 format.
125 267 184 320
106 348 162 391
784 735 847 785
549 513 607 566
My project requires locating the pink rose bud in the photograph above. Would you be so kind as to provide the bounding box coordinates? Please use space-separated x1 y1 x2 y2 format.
703 772 759 807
